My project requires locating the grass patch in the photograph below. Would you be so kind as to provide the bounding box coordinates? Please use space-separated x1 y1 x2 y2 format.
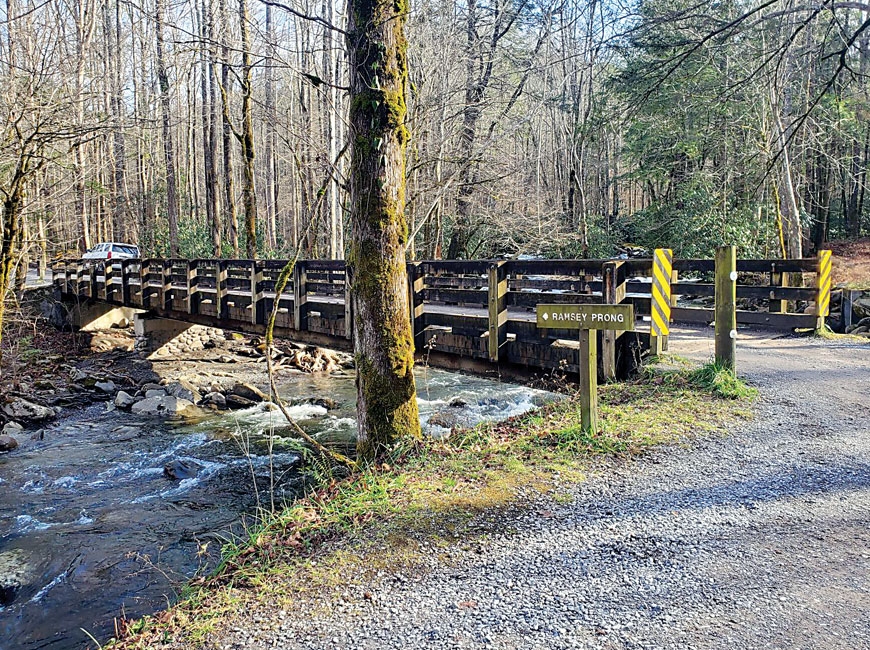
685 361 758 399
108 363 754 649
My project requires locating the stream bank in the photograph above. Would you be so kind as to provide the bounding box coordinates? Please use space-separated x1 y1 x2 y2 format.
0 321 553 650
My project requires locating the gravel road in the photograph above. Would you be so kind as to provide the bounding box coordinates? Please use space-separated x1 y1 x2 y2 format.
214 327 870 650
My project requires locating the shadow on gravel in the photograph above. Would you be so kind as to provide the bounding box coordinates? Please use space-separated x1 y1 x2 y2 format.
574 462 870 521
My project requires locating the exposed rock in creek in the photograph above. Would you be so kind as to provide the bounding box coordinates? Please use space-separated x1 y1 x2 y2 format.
2 397 55 423
145 389 167 399
163 379 201 404
306 397 338 410
130 395 199 417
229 382 268 403
0 435 19 453
114 391 135 410
201 392 227 409
3 421 24 435
108 425 142 442
163 459 203 480
0 549 32 606
449 397 468 408
225 394 257 409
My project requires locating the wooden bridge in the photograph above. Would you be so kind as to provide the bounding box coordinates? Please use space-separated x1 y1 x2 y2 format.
51 253 831 379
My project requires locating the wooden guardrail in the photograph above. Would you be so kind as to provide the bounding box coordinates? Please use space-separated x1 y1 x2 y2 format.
52 252 832 377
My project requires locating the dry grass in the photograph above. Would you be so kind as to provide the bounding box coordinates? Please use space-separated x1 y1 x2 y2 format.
827 238 870 289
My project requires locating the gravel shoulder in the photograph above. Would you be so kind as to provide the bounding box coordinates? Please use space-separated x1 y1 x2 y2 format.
209 327 870 650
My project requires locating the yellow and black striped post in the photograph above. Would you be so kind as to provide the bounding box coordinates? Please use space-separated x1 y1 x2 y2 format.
816 250 832 331
650 248 673 355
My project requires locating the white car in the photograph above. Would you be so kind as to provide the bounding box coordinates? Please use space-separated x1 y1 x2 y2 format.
82 242 140 260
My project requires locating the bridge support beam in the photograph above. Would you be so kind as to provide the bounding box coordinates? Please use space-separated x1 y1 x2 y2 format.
134 314 195 358
67 300 143 332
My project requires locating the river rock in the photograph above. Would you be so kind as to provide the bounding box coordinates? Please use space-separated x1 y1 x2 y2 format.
229 382 268 403
164 380 201 404
3 421 23 435
225 394 256 409
145 389 167 399
2 397 55 423
114 391 135 410
306 397 338 410
131 395 198 417
163 459 203 480
448 397 468 408
201 392 227 408
0 435 19 453
95 380 117 394
0 549 32 605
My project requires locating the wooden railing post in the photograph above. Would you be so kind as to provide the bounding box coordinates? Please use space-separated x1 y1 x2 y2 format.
89 262 98 298
76 260 84 297
407 262 424 348
602 260 626 379
216 260 228 320
487 261 508 362
161 260 172 310
769 267 788 314
293 261 307 331
344 264 353 340
104 259 114 302
251 260 264 325
714 245 737 368
121 260 131 305
816 249 832 332
139 259 150 307
187 260 200 315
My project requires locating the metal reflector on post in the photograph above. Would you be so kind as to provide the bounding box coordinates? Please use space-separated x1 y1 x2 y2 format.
650 248 673 354
816 249 832 330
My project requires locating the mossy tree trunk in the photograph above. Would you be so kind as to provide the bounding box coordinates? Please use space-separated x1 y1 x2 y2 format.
0 173 28 366
346 0 421 462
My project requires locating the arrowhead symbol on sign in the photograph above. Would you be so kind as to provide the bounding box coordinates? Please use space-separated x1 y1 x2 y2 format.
542 312 549 320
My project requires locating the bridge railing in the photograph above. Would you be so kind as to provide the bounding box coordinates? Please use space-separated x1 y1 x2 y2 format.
51 253 831 375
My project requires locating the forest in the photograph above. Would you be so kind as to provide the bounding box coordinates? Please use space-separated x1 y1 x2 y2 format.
0 0 868 278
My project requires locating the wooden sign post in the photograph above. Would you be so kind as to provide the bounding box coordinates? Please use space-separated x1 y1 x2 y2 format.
537 304 635 434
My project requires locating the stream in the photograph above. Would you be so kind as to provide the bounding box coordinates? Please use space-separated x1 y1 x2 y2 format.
0 368 552 650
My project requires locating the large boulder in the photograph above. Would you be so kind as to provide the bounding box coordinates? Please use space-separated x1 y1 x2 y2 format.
2 398 55 423
131 395 199 417
0 435 19 453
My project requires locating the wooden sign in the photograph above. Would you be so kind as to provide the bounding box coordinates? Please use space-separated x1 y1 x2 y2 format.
536 303 635 437
536 304 634 330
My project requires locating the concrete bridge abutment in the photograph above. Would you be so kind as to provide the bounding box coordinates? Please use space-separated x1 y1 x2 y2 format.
133 314 195 358
54 294 144 332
